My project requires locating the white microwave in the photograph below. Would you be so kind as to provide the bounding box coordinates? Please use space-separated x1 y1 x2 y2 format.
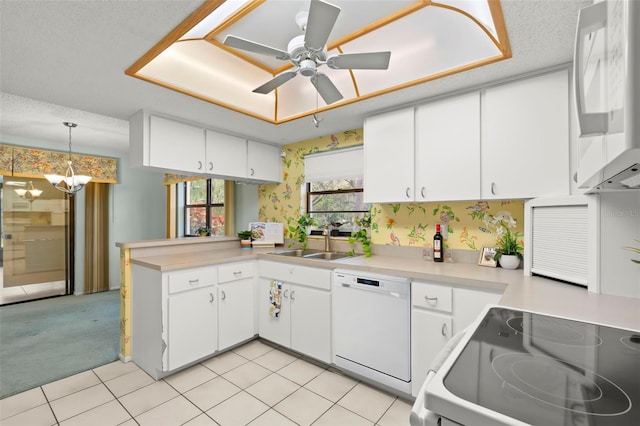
574 0 640 191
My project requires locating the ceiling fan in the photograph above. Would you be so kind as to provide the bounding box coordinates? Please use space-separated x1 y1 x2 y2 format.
223 0 391 105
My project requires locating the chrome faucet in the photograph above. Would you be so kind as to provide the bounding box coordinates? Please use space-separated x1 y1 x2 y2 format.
323 225 331 252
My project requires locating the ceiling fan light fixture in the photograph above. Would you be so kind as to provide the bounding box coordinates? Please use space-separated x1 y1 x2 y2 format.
300 59 316 76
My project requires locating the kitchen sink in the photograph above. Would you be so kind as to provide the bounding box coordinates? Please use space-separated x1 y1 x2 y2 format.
302 251 352 261
269 249 323 257
269 249 353 261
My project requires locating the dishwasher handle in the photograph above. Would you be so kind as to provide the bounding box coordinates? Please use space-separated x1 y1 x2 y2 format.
338 281 407 298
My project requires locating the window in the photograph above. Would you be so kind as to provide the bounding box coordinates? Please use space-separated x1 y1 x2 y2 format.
305 178 369 229
303 146 368 231
183 178 225 236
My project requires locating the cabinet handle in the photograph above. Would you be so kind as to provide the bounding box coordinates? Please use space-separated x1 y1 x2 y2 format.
189 279 199 285
209 293 214 303
250 168 255 176
283 289 289 298
405 187 411 198
197 161 203 170
233 271 242 276
491 182 496 195
441 323 448 337
421 187 425 198
290 290 296 301
424 295 438 302
208 161 213 171
221 290 226 300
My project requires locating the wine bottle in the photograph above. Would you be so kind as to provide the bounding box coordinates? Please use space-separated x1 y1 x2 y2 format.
433 224 444 262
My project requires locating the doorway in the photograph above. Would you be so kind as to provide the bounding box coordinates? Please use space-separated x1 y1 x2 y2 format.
0 176 73 305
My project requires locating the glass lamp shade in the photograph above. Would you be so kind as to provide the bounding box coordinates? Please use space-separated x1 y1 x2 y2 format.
14 189 27 197
45 161 92 195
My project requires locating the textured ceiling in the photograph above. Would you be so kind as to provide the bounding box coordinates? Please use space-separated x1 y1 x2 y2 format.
0 0 591 153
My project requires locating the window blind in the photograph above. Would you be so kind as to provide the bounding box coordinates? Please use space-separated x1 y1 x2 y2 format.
304 146 363 182
530 205 589 286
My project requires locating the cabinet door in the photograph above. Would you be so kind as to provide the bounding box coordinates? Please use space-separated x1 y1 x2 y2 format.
411 309 452 396
290 285 331 363
452 288 502 334
167 285 217 370
149 115 205 173
257 279 290 347
364 107 415 203
218 279 255 350
416 92 481 201
481 70 570 199
247 140 281 182
205 130 247 178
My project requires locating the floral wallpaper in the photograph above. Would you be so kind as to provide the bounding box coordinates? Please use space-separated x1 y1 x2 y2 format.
258 128 525 252
0 144 118 183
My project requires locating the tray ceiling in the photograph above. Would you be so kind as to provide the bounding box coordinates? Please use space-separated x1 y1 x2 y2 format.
127 0 511 124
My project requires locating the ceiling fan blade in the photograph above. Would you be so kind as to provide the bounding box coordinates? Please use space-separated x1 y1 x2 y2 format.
223 35 290 60
327 52 391 70
304 0 341 51
310 72 343 104
253 69 298 94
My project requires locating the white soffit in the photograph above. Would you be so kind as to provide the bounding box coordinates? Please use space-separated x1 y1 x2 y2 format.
127 0 510 124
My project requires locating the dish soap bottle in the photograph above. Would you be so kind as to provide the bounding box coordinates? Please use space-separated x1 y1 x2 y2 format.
433 224 444 262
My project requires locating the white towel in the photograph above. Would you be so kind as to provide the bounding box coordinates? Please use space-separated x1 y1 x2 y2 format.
269 281 283 317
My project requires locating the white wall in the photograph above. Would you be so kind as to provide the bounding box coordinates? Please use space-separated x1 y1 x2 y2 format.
599 192 640 298
234 182 259 232
2 135 167 293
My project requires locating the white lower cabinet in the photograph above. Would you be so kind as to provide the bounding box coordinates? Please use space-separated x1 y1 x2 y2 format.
218 262 256 350
258 261 332 363
410 280 503 396
168 285 217 370
132 264 218 379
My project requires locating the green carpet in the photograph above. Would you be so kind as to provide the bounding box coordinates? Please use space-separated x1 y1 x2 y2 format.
0 290 120 399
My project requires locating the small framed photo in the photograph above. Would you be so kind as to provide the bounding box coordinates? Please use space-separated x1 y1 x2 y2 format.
478 246 498 267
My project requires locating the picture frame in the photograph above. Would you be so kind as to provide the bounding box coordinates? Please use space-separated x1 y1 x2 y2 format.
478 246 498 267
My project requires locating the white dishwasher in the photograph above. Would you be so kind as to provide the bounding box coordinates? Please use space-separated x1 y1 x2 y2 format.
333 269 411 394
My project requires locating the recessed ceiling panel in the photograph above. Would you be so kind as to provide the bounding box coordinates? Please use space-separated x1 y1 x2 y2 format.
126 0 511 124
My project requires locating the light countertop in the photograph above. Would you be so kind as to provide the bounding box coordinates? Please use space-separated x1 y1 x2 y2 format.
128 247 640 332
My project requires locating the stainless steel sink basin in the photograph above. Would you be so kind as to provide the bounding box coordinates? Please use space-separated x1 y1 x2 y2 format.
269 249 323 257
269 249 353 260
301 251 352 261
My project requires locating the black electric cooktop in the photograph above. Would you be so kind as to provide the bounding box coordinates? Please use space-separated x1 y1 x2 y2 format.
444 307 640 425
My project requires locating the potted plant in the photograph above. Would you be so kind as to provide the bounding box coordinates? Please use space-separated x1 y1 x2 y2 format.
237 230 253 249
289 214 317 249
489 212 523 269
195 226 211 237
348 213 372 257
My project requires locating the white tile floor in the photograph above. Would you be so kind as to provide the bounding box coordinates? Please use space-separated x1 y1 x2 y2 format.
0 340 413 426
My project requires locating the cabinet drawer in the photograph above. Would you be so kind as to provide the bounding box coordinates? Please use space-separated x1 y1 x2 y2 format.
412 281 452 313
218 262 254 283
259 261 332 290
167 266 217 294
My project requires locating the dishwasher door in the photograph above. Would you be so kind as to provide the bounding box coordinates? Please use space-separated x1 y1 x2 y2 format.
333 270 411 383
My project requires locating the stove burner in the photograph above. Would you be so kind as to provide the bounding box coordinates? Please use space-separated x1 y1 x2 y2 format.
507 315 602 347
492 353 632 417
620 335 640 352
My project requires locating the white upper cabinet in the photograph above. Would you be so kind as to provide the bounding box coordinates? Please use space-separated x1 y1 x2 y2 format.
129 110 281 183
415 92 481 201
481 70 570 199
247 140 281 183
148 115 206 173
205 130 247 178
364 107 415 203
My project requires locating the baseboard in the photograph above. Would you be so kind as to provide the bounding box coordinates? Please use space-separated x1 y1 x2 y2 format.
119 353 131 363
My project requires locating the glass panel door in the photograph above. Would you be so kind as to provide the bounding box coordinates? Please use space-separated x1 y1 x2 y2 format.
1 176 70 304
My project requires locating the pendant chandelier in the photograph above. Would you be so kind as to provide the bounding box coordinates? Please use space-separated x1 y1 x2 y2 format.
14 181 43 201
44 122 92 195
